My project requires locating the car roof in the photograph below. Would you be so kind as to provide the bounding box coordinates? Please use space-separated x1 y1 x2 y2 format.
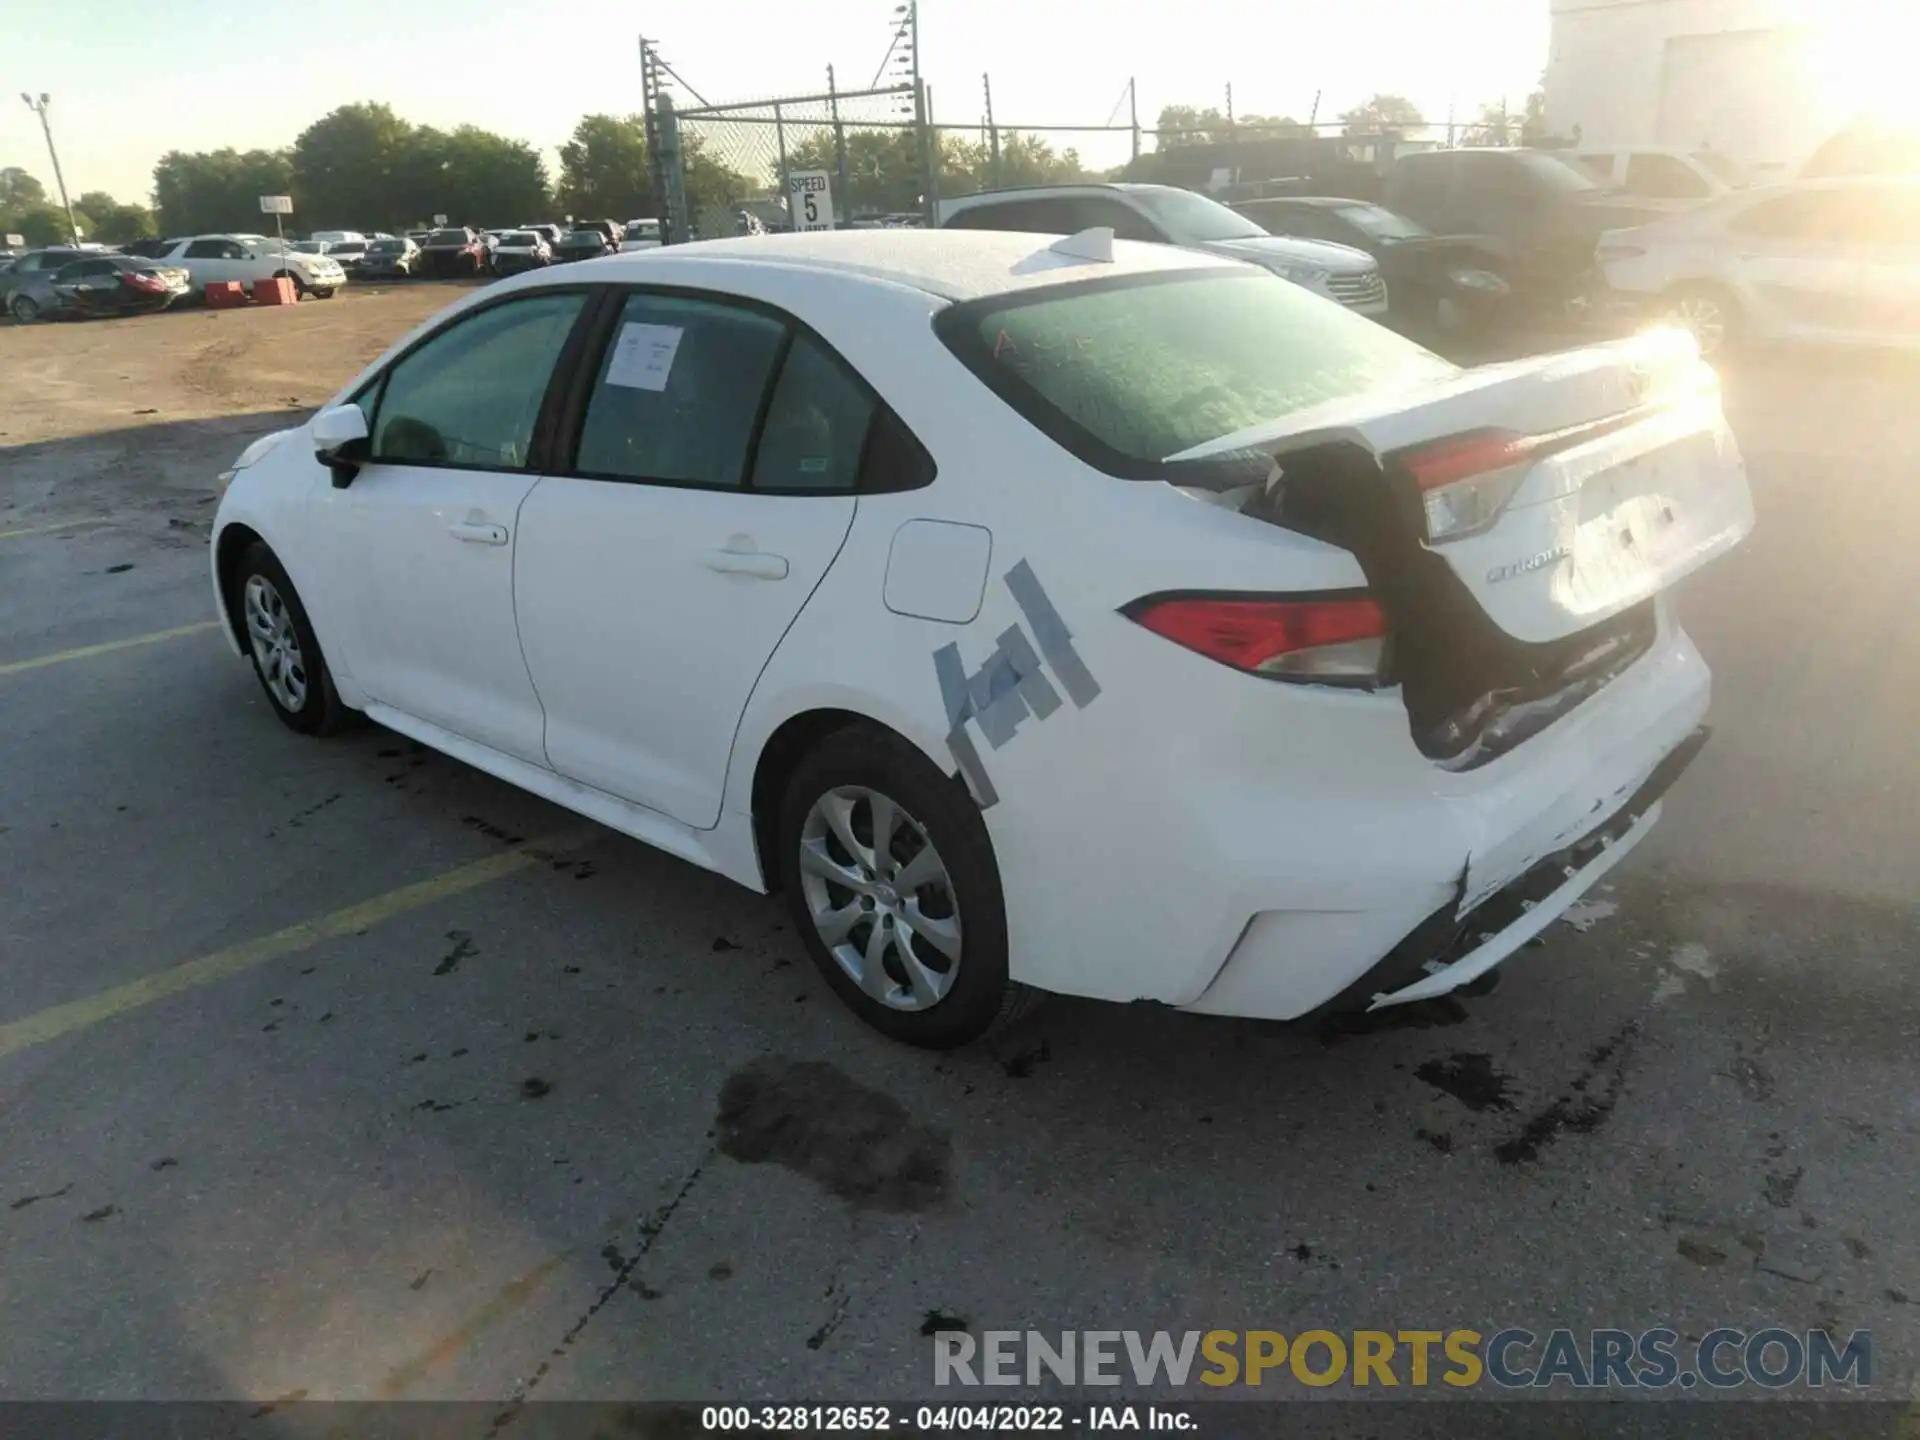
1238 196 1369 209
616 228 1241 302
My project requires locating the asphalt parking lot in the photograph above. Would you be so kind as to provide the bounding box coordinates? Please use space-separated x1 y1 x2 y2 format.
1 286 1917 1412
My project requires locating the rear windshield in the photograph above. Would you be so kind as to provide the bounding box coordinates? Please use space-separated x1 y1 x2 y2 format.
369 240 407 252
428 229 469 244
502 232 539 245
936 270 1453 477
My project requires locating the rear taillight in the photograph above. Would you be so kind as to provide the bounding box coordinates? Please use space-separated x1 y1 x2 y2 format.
1125 593 1389 686
123 271 168 293
1396 428 1539 544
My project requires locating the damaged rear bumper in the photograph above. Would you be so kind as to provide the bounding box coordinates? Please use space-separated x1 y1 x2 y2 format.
1346 724 1708 1012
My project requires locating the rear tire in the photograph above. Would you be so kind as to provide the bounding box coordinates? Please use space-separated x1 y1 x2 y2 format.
229 540 352 736
10 294 41 323
775 725 1029 1048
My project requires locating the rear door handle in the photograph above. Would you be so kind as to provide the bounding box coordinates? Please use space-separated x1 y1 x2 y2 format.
449 520 509 546
701 548 789 580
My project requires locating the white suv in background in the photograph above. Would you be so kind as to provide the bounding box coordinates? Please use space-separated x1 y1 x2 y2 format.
1570 146 1751 211
937 183 1389 315
159 234 348 298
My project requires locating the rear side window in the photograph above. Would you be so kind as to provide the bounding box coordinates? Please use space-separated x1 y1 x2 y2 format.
371 292 587 469
937 270 1453 477
750 334 877 493
573 293 786 487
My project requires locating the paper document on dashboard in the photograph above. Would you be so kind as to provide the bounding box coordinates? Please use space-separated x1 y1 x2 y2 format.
605 323 683 391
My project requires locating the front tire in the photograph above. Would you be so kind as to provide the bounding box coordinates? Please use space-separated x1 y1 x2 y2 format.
273 269 311 300
230 541 351 735
10 294 41 323
1662 283 1741 359
776 725 1026 1048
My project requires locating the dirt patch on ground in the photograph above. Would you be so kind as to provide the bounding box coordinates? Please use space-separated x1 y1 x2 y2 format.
0 282 471 450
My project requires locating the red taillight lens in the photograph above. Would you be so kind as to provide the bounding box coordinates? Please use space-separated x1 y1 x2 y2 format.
1401 429 1533 491
1127 594 1389 685
123 271 167 293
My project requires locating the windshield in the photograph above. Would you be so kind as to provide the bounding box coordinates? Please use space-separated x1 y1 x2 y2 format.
502 233 539 246
1692 150 1746 184
291 241 323 253
427 229 469 244
563 231 603 243
1125 187 1267 243
369 240 407 253
937 270 1453 477
330 243 365 255
1333 203 1430 240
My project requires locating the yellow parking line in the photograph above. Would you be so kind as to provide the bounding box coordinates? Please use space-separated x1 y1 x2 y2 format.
0 832 593 1060
0 621 223 678
0 517 110 541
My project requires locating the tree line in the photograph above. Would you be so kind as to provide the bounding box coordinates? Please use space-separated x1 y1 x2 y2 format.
1 89 1545 249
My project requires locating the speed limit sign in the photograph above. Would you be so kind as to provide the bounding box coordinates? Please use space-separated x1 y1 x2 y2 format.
787 170 835 231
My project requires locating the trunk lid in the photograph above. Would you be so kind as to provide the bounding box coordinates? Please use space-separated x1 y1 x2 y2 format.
1167 328 1753 646
1167 329 1753 765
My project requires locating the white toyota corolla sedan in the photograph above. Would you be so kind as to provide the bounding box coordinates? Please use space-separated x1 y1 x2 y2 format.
210 228 1753 1047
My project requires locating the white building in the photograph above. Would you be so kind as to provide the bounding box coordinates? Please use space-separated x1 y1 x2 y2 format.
1544 0 1860 173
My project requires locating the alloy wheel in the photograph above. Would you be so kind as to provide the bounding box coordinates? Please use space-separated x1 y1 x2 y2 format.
1668 295 1727 356
243 574 308 712
797 785 962 1012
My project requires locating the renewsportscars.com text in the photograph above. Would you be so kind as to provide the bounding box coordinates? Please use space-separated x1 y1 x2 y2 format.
932 1328 1872 1390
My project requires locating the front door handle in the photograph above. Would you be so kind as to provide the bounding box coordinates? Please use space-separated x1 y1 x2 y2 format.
701 548 789 580
449 520 509 546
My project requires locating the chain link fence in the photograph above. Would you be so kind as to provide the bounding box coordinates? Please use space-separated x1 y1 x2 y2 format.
654 56 1540 237
672 85 923 238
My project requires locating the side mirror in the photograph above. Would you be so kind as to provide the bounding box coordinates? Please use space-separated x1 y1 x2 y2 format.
312 403 370 489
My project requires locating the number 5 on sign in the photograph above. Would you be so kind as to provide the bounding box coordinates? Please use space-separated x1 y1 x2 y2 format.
787 170 835 232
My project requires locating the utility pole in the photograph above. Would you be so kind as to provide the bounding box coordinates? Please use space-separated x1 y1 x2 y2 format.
827 64 848 205
20 93 79 245
1129 77 1140 166
983 72 1000 187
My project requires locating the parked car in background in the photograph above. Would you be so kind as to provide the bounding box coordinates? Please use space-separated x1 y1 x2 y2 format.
551 228 614 264
360 237 421 279
521 223 564 247
1801 120 1920 179
209 229 1751 1045
1 247 90 306
1384 149 1668 314
156 234 347 298
937 183 1388 315
575 219 625 248
309 230 368 248
1233 196 1510 335
5 252 191 322
490 231 551 275
620 219 663 251
1594 175 1920 356
119 237 183 260
1570 146 1750 209
418 228 488 278
406 230 433 246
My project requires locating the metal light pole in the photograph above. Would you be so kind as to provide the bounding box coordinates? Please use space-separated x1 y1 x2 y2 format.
20 93 79 245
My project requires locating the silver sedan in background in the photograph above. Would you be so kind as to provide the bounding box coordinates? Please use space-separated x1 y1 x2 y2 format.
1594 175 1920 355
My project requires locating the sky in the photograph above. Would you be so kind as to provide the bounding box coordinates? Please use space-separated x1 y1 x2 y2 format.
2 0 1550 208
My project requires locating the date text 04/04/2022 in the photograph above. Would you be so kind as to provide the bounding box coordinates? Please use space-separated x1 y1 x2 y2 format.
700 1406 1192 1431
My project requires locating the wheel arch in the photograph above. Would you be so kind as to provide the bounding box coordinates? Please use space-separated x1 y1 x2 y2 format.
743 703 970 895
212 520 265 654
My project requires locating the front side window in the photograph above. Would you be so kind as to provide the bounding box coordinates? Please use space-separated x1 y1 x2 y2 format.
184 239 228 259
573 293 787 487
938 270 1454 477
370 291 587 469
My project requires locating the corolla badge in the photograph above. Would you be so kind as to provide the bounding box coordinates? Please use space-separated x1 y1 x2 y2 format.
1486 545 1572 584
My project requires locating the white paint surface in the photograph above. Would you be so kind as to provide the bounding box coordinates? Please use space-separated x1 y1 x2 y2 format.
210 230 1751 1029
